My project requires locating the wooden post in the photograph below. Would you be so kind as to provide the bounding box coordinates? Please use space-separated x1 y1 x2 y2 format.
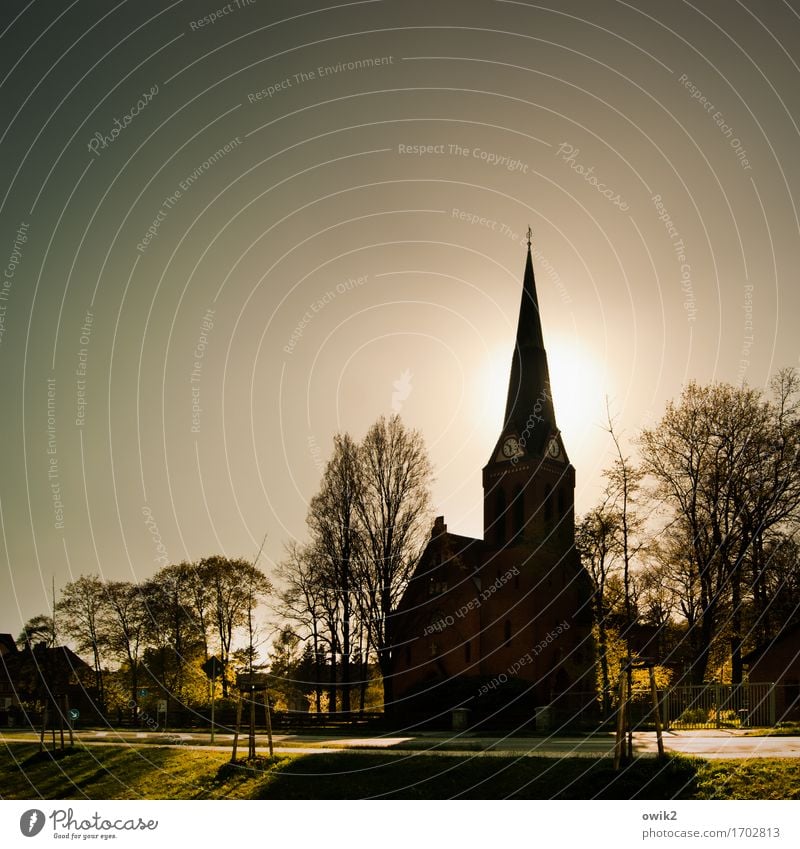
626 665 633 760
210 673 216 744
231 696 243 763
58 697 65 750
64 694 74 747
264 692 274 759
613 671 627 770
649 667 665 759
39 704 47 753
248 689 256 760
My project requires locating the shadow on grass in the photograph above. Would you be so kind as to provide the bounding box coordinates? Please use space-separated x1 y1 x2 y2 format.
253 753 701 800
21 747 82 767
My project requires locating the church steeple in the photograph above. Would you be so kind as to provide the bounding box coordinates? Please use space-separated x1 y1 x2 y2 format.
483 230 573 547
502 229 558 455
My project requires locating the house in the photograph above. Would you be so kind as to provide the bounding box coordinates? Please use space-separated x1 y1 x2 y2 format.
742 621 800 722
0 639 100 725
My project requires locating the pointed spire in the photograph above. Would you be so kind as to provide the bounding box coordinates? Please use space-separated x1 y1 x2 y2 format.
502 232 557 451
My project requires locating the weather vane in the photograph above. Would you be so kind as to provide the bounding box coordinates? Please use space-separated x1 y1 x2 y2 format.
526 225 532 247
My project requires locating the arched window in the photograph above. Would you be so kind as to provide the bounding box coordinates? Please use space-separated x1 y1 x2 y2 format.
495 489 507 545
544 482 553 521
464 641 471 663
558 488 566 517
513 484 524 540
504 619 512 646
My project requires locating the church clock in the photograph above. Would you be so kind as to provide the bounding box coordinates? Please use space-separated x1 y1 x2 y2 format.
547 436 562 460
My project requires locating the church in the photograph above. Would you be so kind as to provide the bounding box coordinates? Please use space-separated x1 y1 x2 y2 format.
389 231 596 728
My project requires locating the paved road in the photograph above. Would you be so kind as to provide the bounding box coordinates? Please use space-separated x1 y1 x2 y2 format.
3 729 799 759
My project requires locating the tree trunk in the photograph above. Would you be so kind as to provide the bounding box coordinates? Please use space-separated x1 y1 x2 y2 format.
312 633 322 713
597 621 611 716
379 652 393 718
341 596 351 714
328 640 337 715
730 569 744 684
130 663 139 723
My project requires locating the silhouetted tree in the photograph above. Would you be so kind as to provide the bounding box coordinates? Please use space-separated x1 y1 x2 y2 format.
101 581 148 719
307 433 362 712
55 575 108 707
17 614 56 649
199 556 272 696
355 414 433 714
639 372 800 683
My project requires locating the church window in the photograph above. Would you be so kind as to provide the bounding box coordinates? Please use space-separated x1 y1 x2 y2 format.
558 488 566 517
503 619 512 646
406 645 411 665
464 641 471 663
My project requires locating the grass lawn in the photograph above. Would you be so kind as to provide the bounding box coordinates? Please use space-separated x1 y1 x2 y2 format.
1 743 798 800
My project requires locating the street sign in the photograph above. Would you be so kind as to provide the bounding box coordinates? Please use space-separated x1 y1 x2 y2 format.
157 700 167 713
202 656 224 680
68 708 80 721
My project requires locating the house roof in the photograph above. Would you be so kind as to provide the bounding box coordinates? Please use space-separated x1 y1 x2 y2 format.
0 643 93 697
0 633 17 655
742 620 800 665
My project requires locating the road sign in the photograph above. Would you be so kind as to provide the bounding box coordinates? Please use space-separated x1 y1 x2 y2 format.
157 700 167 713
68 708 80 721
202 656 224 680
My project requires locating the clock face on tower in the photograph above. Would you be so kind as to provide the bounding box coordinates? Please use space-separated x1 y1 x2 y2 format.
547 436 562 460
501 435 523 460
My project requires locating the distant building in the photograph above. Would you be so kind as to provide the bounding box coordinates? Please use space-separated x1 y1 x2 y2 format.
0 634 18 712
743 622 800 722
0 639 99 725
390 235 595 727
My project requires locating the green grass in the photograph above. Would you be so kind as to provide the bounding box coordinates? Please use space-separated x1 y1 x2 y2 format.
744 722 800 737
1 743 797 800
694 759 800 800
0 743 281 800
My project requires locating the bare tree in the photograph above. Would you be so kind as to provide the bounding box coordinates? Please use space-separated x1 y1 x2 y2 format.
55 575 108 707
141 562 204 701
355 414 433 714
275 541 327 712
199 556 272 696
102 581 148 719
307 433 362 712
639 375 800 683
576 504 622 715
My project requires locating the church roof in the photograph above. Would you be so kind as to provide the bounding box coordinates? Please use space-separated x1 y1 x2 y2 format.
502 239 558 452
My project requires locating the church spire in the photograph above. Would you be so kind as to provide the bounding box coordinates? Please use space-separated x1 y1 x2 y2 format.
502 230 558 453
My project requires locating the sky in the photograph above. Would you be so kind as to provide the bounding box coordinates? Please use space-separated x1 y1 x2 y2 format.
1 0 799 635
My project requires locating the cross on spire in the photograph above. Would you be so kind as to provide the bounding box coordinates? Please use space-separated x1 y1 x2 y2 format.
526 225 532 248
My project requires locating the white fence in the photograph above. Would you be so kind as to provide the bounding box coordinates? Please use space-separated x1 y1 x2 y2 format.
629 682 777 729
